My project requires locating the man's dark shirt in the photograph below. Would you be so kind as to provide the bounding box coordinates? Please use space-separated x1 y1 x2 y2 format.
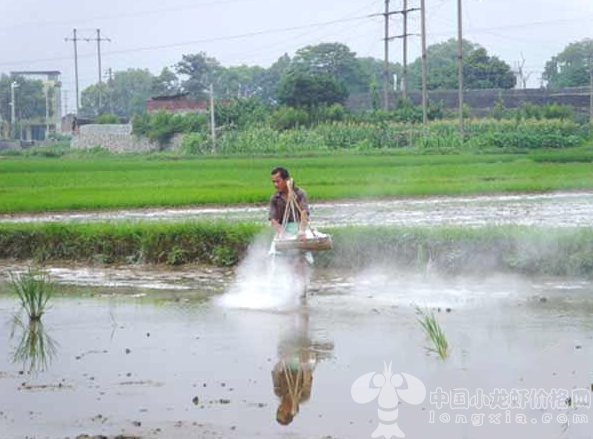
269 187 309 224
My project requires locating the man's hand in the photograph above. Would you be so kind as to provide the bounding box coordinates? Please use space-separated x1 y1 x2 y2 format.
298 230 307 242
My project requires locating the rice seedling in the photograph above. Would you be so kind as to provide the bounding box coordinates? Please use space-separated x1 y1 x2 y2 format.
2 146 593 212
10 316 58 374
9 268 54 321
413 304 449 360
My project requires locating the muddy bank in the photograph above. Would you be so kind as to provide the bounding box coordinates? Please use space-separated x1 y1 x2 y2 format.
0 266 592 439
2 222 593 277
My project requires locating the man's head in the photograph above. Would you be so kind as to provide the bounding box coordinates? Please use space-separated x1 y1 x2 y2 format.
271 167 290 193
276 395 297 425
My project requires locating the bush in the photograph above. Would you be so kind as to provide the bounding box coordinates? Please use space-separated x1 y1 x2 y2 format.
179 132 210 155
96 113 120 124
270 106 309 131
132 111 209 146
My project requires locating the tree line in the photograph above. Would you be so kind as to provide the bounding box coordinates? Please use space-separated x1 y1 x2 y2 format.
1 38 592 122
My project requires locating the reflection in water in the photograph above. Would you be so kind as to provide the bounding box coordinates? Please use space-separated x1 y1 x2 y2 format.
10 316 58 374
272 310 334 425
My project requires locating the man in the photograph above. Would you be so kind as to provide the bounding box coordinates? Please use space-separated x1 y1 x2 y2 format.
269 167 312 299
269 167 309 239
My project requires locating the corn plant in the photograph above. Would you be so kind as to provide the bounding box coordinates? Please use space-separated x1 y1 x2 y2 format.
413 304 449 360
10 268 54 321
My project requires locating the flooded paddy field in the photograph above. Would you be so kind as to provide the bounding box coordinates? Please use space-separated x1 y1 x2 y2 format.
0 262 592 439
2 190 593 228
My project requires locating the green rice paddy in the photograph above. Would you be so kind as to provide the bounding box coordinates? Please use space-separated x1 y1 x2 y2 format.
1 148 593 213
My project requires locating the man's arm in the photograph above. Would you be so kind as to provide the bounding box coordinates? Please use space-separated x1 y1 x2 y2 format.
271 218 284 236
269 196 284 236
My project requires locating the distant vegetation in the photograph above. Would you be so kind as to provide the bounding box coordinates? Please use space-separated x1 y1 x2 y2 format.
127 98 591 153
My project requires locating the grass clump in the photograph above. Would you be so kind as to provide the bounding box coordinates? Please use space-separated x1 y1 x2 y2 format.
413 304 449 360
10 317 58 374
9 268 54 321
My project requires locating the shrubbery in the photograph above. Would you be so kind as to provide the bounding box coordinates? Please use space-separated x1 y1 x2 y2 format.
132 110 209 146
129 98 592 154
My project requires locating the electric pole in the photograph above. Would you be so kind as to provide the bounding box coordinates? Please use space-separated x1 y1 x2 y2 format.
106 68 114 114
64 90 69 116
10 81 19 139
383 0 390 110
389 0 420 99
457 0 464 138
589 57 593 124
210 83 216 153
85 29 110 112
402 0 408 99
65 29 80 114
420 0 427 126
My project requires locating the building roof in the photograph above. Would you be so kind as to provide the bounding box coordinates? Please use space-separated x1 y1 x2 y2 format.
146 96 208 112
10 70 61 75
150 92 190 101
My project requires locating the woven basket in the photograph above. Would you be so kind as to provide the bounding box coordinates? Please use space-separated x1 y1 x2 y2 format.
274 235 333 252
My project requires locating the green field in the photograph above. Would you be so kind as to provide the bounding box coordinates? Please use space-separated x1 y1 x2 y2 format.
1 148 593 213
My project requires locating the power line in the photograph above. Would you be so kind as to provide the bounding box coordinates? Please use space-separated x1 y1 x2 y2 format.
2 13 592 69
0 15 372 68
0 0 274 33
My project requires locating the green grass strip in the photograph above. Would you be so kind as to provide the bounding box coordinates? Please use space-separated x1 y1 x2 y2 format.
1 149 593 212
2 221 593 276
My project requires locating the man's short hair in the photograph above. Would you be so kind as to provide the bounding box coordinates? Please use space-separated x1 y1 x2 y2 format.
271 167 289 180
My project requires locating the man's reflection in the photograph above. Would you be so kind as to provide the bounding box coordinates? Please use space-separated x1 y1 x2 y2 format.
272 310 333 425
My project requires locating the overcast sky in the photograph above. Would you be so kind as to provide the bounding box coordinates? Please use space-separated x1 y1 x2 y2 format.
1 0 592 110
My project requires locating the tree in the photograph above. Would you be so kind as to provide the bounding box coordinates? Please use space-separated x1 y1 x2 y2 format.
464 47 516 89
290 43 367 94
356 57 401 93
265 53 292 102
175 52 223 99
408 39 516 90
543 39 593 89
276 72 348 108
151 67 180 97
217 65 268 99
80 68 154 118
0 74 46 123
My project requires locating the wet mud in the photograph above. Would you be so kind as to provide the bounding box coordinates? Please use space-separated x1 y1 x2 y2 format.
2 190 593 227
0 262 592 439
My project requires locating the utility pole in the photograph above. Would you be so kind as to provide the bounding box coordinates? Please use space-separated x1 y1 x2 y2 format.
65 29 80 114
209 83 216 153
589 57 593 124
383 0 390 110
44 84 50 138
379 0 421 101
85 29 110 113
376 0 420 109
64 90 69 115
457 0 464 138
402 0 408 99
420 0 427 126
10 81 19 139
106 68 114 114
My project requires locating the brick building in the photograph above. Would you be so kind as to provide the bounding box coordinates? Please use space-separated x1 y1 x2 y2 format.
146 93 208 114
